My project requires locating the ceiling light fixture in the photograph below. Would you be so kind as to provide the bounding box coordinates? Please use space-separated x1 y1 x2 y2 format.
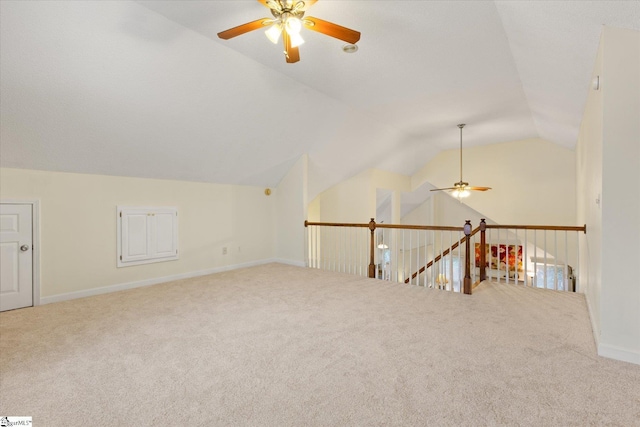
452 188 471 199
266 12 305 47
218 0 361 64
430 124 492 200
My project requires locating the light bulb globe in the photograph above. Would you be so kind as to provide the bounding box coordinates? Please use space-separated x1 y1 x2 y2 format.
285 17 302 34
289 31 305 48
265 23 282 44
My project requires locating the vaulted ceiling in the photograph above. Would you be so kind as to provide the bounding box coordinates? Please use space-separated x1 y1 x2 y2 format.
1 1 638 199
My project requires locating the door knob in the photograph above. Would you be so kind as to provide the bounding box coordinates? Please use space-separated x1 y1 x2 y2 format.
20 245 30 251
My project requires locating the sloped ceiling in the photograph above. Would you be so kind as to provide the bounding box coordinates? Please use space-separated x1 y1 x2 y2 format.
1 1 639 199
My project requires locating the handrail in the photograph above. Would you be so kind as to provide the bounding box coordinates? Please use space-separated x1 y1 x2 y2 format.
404 226 480 283
304 221 586 233
304 220 370 228
376 224 464 231
304 220 463 232
485 224 586 233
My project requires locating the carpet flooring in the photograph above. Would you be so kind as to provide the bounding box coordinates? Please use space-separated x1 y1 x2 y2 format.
1 263 639 426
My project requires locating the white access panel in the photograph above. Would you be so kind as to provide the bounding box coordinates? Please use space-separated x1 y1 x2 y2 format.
153 211 176 258
117 207 178 267
121 211 150 263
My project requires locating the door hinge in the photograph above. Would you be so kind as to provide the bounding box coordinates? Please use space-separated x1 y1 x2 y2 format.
119 212 122 217
120 255 122 260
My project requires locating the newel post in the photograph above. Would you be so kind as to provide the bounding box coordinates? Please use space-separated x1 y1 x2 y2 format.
368 218 376 278
479 219 486 282
463 220 472 295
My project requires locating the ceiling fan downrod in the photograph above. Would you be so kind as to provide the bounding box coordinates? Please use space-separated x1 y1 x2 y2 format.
458 123 466 187
429 123 491 197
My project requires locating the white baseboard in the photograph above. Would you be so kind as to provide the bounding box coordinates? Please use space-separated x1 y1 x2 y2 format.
584 292 640 365
598 343 640 365
584 292 601 351
577 292 639 366
40 258 284 305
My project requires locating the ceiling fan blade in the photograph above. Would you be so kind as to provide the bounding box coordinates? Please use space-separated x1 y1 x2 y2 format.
283 31 300 63
303 17 361 44
431 185 491 193
217 18 271 40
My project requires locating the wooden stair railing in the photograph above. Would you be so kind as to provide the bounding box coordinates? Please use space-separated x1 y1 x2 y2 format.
305 218 587 295
404 224 481 285
479 222 586 288
305 218 474 294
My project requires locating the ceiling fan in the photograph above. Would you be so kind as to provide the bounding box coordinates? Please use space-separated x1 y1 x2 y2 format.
430 124 491 199
217 0 361 63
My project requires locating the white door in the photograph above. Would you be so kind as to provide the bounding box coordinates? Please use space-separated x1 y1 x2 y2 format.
0 204 33 311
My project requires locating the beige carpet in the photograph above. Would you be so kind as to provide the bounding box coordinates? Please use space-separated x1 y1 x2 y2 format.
1 263 639 426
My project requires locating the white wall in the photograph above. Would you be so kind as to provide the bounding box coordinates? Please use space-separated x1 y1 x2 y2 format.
412 138 577 226
434 193 494 228
275 155 308 266
0 168 276 300
599 27 640 363
577 30 604 346
401 190 497 228
577 27 640 365
401 196 434 226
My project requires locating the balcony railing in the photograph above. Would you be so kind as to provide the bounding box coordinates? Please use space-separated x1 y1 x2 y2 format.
305 219 586 294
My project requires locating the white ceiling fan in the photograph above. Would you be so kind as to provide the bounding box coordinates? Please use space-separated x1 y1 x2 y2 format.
430 124 491 199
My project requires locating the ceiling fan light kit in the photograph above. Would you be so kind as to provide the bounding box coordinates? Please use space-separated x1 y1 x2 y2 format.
452 187 471 199
217 0 361 63
431 124 492 201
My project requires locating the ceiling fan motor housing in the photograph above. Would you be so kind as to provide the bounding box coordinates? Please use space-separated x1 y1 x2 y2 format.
269 0 306 19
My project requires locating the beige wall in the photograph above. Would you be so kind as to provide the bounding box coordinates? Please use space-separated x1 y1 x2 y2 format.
316 170 375 223
371 170 411 193
317 137 577 229
412 138 577 226
307 196 320 222
0 168 276 299
314 169 411 224
577 26 640 364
